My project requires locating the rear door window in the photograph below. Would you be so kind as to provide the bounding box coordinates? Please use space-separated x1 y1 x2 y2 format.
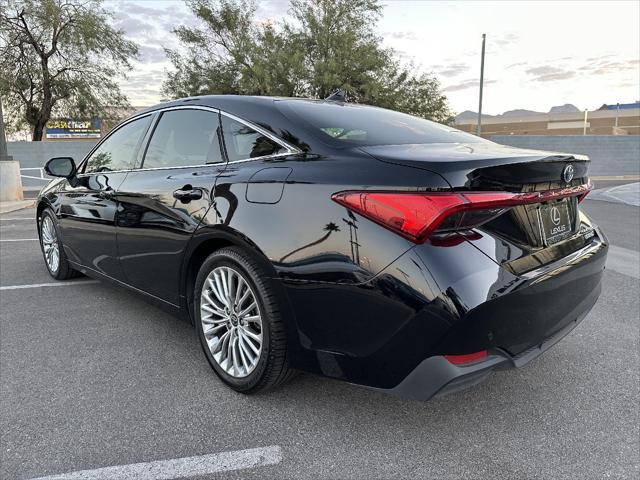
142 109 224 168
220 115 285 161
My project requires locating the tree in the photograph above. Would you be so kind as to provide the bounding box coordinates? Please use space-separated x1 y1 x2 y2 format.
0 0 138 140
164 0 453 123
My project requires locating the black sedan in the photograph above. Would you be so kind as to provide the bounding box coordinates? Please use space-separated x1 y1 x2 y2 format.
37 96 607 400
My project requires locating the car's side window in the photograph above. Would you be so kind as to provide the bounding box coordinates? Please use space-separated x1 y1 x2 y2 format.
142 109 224 169
220 115 285 161
84 116 151 173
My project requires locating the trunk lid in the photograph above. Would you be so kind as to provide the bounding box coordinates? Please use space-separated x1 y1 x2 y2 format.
360 142 592 271
358 142 589 189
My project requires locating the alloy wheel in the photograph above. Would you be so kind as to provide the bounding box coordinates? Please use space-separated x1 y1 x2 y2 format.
41 216 60 273
200 266 263 378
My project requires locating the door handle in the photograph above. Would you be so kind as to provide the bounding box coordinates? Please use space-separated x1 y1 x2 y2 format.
173 185 203 202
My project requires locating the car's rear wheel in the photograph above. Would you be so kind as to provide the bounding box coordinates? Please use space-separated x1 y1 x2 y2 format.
39 209 79 280
194 247 293 393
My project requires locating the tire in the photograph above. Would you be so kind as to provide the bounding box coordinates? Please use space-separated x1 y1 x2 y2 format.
39 208 79 280
194 246 293 393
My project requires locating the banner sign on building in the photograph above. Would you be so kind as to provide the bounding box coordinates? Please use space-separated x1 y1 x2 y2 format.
45 118 102 139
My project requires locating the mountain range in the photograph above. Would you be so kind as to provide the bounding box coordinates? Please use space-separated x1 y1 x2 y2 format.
454 104 581 123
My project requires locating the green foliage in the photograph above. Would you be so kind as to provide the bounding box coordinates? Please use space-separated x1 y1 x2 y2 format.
164 0 453 123
0 0 138 140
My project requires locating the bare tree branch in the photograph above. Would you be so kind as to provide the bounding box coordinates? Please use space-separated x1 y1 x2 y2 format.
0 0 138 140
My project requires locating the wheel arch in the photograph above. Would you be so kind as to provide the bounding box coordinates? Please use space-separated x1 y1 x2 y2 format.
36 199 55 237
181 226 285 325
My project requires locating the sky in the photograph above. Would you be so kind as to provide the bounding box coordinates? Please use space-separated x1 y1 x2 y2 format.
109 0 640 115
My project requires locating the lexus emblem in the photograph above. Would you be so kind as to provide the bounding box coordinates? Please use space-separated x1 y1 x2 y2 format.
563 164 574 183
550 206 561 226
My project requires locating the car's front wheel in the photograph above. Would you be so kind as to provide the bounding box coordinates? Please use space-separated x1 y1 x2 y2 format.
39 208 79 280
194 247 293 393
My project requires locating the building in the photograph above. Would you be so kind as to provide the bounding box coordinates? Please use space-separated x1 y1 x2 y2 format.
41 106 149 142
455 102 640 137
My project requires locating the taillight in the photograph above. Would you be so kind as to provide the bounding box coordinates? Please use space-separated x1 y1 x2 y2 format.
331 182 592 243
444 350 488 365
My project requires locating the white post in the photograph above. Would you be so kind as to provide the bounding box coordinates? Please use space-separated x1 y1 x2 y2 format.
0 161 24 202
583 109 588 135
0 96 25 202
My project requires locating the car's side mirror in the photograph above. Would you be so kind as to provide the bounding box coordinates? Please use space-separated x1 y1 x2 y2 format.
44 157 77 179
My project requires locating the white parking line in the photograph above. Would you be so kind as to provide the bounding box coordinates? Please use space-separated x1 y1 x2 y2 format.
0 238 39 242
27 446 283 480
0 280 99 291
589 182 640 207
0 217 34 221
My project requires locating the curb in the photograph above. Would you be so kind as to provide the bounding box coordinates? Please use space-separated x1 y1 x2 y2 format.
0 199 35 214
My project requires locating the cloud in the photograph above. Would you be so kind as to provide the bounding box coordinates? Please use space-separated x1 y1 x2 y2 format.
122 68 166 87
138 45 168 64
385 31 420 41
586 54 616 62
255 0 290 19
443 79 497 92
616 81 638 88
434 62 470 77
571 57 639 76
113 16 157 36
524 66 576 82
535 71 576 82
118 67 168 105
110 0 196 62
394 49 410 59
519 56 638 83
589 59 639 75
112 1 195 40
493 33 519 47
525 66 563 76
116 1 176 18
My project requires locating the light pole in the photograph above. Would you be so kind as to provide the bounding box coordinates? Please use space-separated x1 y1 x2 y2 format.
476 33 486 137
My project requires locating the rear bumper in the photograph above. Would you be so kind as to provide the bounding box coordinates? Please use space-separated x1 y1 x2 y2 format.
285 226 607 395
384 307 591 401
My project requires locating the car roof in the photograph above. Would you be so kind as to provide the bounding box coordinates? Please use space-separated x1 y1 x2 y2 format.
133 95 348 155
138 95 328 115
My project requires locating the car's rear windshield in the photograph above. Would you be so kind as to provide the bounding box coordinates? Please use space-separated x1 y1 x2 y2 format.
275 100 486 147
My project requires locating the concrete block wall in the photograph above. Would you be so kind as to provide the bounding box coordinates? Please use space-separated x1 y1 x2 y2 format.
7 136 640 190
491 135 640 177
7 140 97 188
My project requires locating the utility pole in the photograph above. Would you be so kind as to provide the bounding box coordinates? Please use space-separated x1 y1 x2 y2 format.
476 33 486 137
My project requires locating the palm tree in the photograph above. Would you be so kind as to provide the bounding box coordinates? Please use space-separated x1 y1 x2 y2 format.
279 222 340 263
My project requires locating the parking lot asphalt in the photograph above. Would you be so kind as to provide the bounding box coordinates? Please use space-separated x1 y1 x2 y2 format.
1 195 638 479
